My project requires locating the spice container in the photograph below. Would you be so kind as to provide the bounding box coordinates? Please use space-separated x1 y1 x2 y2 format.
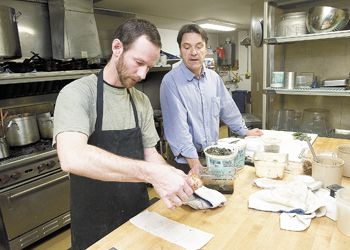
336 187 350 236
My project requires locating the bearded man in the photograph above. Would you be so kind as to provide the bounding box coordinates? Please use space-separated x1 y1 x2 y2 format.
54 19 194 250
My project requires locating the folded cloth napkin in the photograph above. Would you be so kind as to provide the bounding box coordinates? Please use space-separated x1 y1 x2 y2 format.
249 177 326 231
185 186 227 210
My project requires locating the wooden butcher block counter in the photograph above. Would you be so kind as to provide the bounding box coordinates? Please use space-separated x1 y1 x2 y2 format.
89 137 350 250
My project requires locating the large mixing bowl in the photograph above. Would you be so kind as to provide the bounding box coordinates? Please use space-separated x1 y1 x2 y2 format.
306 6 349 33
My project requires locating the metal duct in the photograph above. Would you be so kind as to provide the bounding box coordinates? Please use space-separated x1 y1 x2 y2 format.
48 0 102 59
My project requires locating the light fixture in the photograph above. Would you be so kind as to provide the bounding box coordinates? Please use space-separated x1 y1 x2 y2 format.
196 19 236 32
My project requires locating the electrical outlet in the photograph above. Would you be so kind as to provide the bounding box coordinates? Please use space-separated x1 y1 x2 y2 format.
81 51 88 58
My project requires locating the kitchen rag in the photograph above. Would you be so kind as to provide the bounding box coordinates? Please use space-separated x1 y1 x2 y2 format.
248 177 326 231
185 186 227 210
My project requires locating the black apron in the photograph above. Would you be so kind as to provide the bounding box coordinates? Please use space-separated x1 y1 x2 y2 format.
70 69 149 250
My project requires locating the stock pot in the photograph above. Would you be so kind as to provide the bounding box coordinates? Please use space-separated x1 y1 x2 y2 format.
0 137 9 159
37 112 53 139
5 113 40 146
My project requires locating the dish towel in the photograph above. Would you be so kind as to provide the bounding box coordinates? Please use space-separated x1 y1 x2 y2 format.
185 186 227 210
248 176 326 231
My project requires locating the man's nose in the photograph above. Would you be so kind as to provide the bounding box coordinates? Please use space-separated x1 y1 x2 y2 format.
190 47 198 55
137 66 148 80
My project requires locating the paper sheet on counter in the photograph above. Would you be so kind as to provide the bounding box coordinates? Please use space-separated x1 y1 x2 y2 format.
246 130 318 162
129 210 213 250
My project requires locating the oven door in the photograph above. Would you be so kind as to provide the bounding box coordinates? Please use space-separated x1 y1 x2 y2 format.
0 170 69 242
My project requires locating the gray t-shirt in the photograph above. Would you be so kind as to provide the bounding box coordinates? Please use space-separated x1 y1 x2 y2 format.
53 74 159 148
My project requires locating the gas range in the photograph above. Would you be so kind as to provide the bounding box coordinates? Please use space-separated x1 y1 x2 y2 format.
0 139 59 190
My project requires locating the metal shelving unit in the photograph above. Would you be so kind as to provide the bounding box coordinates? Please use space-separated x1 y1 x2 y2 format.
265 30 350 44
0 66 172 85
262 0 350 129
265 87 350 96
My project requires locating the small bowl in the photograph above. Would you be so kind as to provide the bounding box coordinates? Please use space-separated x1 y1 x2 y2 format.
306 6 350 33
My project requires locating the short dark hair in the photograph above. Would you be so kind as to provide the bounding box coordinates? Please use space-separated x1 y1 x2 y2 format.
113 18 162 51
177 24 208 47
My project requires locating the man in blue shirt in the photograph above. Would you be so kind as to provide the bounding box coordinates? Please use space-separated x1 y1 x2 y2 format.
160 24 262 175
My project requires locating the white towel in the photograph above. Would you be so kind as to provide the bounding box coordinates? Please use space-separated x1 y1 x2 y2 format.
185 186 227 210
248 177 326 231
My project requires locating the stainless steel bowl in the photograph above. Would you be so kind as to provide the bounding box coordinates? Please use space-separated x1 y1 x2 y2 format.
306 6 349 33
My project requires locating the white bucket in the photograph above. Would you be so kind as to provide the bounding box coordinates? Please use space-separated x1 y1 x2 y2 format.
217 138 247 170
202 145 237 194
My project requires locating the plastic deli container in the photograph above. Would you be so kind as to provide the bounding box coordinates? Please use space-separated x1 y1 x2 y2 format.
336 187 350 236
202 145 237 194
336 144 350 177
253 152 288 179
217 138 247 170
311 155 344 188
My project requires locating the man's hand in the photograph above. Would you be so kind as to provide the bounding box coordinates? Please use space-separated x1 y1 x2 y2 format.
246 128 263 136
150 165 194 210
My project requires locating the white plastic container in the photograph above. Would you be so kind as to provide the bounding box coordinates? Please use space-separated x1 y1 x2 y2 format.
203 145 237 193
253 152 288 179
217 138 247 170
271 71 285 88
336 187 350 236
311 155 344 188
336 144 350 177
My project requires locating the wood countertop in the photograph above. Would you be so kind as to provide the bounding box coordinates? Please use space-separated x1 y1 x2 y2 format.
89 137 350 250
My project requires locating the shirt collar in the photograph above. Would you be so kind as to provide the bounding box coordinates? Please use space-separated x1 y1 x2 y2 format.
180 61 207 82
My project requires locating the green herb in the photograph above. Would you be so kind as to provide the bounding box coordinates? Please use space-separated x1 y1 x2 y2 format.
292 132 311 141
205 147 232 156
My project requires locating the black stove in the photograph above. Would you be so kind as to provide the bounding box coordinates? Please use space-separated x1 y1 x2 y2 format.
0 139 59 189
0 139 53 163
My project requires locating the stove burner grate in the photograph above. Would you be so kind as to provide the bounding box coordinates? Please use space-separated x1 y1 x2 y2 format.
0 139 53 163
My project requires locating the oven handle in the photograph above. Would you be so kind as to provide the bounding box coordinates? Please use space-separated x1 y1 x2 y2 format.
8 174 69 200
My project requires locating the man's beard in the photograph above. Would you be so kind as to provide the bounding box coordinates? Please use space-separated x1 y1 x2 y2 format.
116 54 140 88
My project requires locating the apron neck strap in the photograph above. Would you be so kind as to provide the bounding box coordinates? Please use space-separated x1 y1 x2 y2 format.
95 69 139 131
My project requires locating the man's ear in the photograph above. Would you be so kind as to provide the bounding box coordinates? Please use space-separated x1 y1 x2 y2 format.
112 39 123 57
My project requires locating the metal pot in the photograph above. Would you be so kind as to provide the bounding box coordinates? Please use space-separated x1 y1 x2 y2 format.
0 5 22 60
0 137 9 159
37 112 53 139
5 113 40 146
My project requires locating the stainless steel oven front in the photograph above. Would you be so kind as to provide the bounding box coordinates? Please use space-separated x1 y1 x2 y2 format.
0 158 70 249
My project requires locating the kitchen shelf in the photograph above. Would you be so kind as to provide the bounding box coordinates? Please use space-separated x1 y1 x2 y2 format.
0 66 172 85
265 30 350 44
265 87 350 96
0 69 100 85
